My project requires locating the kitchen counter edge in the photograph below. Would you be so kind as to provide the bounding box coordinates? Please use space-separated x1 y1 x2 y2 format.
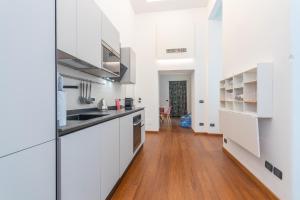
58 108 144 137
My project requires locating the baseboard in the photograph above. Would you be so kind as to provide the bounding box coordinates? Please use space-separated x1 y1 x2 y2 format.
192 130 223 136
222 147 279 200
146 131 159 134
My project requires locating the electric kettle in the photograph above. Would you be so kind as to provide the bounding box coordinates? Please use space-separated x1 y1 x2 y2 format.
97 98 108 111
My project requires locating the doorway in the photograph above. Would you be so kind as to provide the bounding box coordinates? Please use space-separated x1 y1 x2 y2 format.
169 81 187 117
158 70 193 129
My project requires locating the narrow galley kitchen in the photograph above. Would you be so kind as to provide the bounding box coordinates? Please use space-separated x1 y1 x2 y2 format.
1 0 300 200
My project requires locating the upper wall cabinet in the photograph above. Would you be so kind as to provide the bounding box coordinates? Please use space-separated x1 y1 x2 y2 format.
121 47 136 84
156 21 195 60
57 0 77 57
77 0 102 68
57 0 102 68
102 13 120 55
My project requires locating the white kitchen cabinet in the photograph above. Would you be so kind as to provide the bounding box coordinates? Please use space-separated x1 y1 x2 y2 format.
60 125 102 200
102 13 120 54
57 0 77 56
121 47 136 84
0 0 56 157
100 119 120 200
77 0 102 68
141 110 146 144
119 114 134 176
0 141 56 200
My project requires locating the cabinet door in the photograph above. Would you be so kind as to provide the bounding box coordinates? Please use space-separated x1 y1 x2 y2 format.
0 141 56 200
0 0 56 157
140 110 146 144
60 125 102 200
77 0 102 68
102 13 120 54
57 0 77 56
130 50 136 83
100 119 120 200
119 114 134 176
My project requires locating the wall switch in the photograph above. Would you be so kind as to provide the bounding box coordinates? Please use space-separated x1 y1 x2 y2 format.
265 161 273 172
210 123 215 127
199 123 204 126
273 167 283 180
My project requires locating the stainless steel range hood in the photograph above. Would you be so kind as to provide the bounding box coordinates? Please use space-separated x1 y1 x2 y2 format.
57 50 120 78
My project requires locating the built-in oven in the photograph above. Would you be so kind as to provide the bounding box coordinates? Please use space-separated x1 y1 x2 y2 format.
101 41 121 76
133 114 142 153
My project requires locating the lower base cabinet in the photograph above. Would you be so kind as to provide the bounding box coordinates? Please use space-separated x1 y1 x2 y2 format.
119 114 134 176
0 140 56 200
60 125 102 200
60 110 145 200
100 119 120 200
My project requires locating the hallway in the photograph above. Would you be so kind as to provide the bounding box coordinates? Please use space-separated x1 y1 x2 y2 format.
112 120 275 200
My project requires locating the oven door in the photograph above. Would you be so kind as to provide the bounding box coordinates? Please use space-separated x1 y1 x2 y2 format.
102 41 120 76
133 120 142 153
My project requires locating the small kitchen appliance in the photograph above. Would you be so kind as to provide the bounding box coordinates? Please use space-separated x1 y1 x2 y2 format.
125 98 134 110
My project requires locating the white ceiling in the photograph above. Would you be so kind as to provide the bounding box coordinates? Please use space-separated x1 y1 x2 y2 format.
130 0 209 14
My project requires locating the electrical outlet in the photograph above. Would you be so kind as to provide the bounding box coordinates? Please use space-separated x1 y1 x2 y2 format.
210 123 215 127
265 161 273 172
273 167 283 180
199 123 204 126
224 138 227 144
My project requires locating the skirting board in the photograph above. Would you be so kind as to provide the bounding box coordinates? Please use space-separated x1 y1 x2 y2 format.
146 131 159 134
222 147 278 200
192 130 223 136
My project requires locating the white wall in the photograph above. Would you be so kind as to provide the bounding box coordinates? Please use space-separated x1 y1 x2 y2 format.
206 19 222 134
133 8 208 132
159 73 192 113
58 65 125 110
222 0 293 198
291 0 300 198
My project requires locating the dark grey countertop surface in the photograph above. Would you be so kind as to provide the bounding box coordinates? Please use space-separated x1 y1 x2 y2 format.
58 107 144 137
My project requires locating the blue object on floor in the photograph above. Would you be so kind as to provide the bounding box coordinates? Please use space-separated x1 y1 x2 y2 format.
180 114 192 128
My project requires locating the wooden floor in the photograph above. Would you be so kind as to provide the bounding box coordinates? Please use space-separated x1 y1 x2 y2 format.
111 119 273 200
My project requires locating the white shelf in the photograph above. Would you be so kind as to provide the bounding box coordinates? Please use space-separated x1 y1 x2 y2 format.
220 63 273 158
219 63 272 118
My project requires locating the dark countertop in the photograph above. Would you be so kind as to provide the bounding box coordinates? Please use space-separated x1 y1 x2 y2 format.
58 107 144 137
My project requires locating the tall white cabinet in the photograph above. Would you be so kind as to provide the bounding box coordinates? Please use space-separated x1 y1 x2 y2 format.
0 141 56 200
0 0 56 199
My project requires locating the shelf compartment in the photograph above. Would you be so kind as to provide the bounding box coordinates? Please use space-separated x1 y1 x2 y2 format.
243 68 257 83
233 73 243 89
234 101 244 112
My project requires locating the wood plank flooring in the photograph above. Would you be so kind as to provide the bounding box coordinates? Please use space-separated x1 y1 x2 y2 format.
111 119 273 200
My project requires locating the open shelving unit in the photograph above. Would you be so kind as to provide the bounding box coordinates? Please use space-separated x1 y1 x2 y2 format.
219 64 273 117
219 63 273 158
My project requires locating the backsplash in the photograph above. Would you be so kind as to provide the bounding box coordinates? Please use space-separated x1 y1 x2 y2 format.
58 64 126 110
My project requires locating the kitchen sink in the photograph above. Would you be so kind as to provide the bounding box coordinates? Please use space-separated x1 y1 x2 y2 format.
67 114 109 121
